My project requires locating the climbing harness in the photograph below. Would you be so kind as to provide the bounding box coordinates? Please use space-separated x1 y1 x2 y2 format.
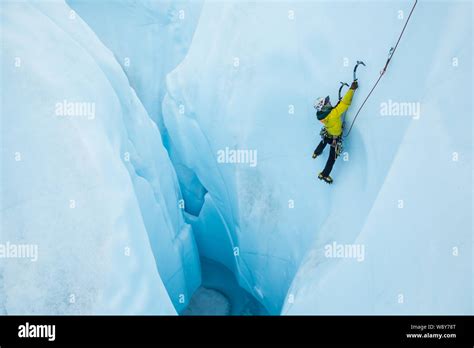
319 127 328 139
343 0 418 138
319 127 343 158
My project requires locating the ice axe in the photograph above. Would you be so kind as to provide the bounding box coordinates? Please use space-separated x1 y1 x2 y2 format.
338 82 349 101
353 60 366 81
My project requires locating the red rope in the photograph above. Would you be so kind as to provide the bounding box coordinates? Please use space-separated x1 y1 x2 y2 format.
343 0 418 138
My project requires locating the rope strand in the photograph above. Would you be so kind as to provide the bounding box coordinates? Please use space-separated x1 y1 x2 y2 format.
343 0 418 138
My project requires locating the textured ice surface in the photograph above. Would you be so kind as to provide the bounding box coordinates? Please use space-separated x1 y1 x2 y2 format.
65 0 205 313
282 1 472 315
1 0 199 314
1 0 472 315
162 1 472 314
67 0 203 130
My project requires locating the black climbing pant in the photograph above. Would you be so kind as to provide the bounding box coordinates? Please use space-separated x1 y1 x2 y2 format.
314 135 337 177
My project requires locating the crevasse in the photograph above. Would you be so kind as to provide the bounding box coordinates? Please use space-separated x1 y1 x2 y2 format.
1 0 471 315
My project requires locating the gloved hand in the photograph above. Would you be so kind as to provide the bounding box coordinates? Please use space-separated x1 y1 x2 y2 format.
350 81 358 90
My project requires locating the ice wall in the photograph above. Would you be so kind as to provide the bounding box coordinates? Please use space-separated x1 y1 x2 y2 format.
1 0 199 314
162 0 472 314
66 0 205 313
67 0 203 130
1 0 471 316
283 1 472 315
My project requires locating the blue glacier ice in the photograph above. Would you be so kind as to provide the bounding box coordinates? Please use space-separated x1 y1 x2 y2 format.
67 0 203 130
1 0 199 314
162 0 472 314
1 0 472 315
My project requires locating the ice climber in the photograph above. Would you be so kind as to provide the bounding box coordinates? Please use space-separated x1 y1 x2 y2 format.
312 80 358 184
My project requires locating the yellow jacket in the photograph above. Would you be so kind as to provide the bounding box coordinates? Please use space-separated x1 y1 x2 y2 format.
320 89 354 137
